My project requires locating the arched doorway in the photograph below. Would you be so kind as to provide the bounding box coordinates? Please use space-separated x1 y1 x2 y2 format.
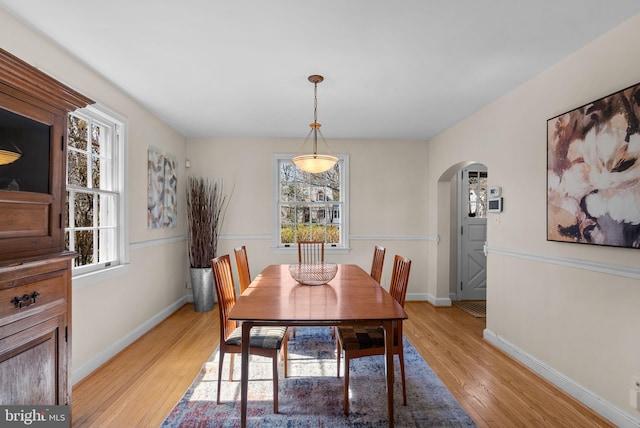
435 161 488 306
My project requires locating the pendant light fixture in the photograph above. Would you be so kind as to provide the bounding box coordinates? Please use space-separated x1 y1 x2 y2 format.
292 75 338 174
0 128 22 165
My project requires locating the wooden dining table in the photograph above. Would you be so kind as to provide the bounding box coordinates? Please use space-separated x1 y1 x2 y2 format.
227 263 408 427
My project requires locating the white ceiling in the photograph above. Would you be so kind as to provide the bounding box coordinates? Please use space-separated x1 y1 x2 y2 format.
1 1 639 140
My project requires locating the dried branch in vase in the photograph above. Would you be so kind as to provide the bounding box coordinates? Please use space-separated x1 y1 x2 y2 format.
186 177 232 268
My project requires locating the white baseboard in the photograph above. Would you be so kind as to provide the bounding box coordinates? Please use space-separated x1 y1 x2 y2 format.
432 296 452 306
427 294 452 306
484 328 640 428
407 292 451 306
71 296 190 385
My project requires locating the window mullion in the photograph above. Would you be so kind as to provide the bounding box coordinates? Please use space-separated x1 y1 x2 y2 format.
87 117 93 190
68 189 75 251
92 190 98 263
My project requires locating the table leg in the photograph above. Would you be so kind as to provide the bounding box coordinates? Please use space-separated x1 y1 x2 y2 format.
240 322 253 428
382 320 394 428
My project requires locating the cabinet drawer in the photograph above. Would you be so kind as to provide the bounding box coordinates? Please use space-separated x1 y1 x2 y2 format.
0 272 67 325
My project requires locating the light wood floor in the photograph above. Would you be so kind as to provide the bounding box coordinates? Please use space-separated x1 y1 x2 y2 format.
71 302 613 427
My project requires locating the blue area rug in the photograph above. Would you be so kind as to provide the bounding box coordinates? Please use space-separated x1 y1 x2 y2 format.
161 327 476 427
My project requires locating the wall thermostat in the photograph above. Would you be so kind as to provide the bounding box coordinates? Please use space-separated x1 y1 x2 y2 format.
488 197 503 213
489 186 502 198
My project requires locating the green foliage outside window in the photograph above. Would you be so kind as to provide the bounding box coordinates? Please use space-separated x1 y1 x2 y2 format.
281 224 340 243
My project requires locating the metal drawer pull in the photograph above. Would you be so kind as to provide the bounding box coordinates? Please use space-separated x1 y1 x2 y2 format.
11 291 41 309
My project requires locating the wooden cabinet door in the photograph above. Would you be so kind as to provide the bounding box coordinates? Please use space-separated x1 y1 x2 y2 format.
0 312 68 405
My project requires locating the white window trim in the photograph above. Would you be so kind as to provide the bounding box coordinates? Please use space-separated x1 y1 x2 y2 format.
68 103 129 284
272 153 350 254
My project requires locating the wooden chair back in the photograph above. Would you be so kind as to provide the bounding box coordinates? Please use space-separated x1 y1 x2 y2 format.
389 255 411 308
297 241 325 264
370 245 385 283
336 254 412 414
211 255 238 343
211 254 289 412
234 246 251 293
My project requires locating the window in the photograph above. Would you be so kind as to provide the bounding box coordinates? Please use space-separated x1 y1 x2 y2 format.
466 169 488 218
66 105 127 275
274 154 349 249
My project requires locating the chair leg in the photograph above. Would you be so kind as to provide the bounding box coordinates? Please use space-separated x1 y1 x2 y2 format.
272 353 279 413
331 326 335 339
399 347 407 406
283 330 289 378
228 353 235 381
217 351 225 404
281 328 289 362
343 356 350 415
336 336 341 377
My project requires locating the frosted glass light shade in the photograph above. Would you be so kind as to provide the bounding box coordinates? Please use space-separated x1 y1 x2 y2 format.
292 154 338 174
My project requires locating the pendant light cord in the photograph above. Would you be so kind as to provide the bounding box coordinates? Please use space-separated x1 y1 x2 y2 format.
312 80 319 156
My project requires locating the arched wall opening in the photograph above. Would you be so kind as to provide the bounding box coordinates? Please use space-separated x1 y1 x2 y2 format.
435 160 488 305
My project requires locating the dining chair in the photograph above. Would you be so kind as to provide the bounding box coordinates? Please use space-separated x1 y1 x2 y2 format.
295 241 332 338
297 241 324 264
370 245 386 283
336 254 411 415
234 245 251 294
211 254 289 413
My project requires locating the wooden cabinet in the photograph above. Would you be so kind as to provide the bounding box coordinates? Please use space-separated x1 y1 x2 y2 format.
0 48 93 406
0 254 73 405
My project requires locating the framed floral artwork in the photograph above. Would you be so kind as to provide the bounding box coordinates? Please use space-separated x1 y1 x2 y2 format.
547 82 640 248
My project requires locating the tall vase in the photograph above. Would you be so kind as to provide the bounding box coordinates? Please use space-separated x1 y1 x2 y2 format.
190 267 215 312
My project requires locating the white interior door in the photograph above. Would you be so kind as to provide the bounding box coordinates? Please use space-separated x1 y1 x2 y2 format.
459 165 487 301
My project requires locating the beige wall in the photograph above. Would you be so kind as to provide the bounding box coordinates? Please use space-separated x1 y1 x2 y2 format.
428 13 640 425
186 137 430 295
0 10 190 382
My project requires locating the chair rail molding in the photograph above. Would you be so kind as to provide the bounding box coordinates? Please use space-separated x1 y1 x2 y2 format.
486 245 640 280
130 235 186 249
220 234 438 242
350 234 437 241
